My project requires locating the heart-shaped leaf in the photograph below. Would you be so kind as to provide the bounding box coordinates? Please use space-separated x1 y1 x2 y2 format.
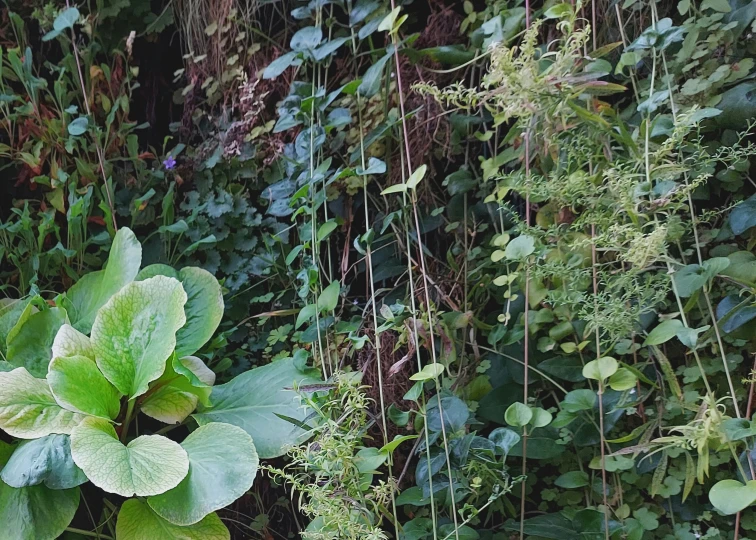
148 423 258 525
0 367 84 439
91 276 187 399
0 482 80 540
582 356 619 381
117 498 229 540
71 417 189 497
51 324 94 360
709 479 756 515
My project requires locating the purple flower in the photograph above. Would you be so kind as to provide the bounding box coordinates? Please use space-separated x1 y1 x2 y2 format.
163 155 176 170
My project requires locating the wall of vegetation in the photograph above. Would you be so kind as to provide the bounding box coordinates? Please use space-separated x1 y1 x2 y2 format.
1 0 756 538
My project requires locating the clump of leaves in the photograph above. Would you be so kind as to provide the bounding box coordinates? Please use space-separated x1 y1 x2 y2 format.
0 227 322 539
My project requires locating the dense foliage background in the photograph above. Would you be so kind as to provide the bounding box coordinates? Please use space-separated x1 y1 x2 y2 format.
2 0 756 538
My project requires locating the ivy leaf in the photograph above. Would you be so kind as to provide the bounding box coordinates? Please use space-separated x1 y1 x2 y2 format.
1 434 86 489
60 227 142 334
406 165 428 190
562 389 597 412
729 194 756 235
263 51 299 79
66 117 88 136
313 37 349 61
358 53 391 98
71 417 189 497
47 355 122 419
290 26 323 53
193 358 321 458
42 7 79 41
317 281 340 313
91 276 187 399
0 367 84 439
555 471 589 488
148 423 258 526
117 498 229 540
672 264 707 297
709 479 756 514
504 235 535 260
409 364 445 381
488 427 520 458
505 402 532 427
643 319 683 346
582 356 619 382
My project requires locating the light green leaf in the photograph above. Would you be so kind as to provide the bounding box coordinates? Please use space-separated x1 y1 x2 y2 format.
70 417 189 497
92 276 187 398
1 434 86 489
0 482 79 540
140 356 213 425
409 363 445 381
317 281 340 313
709 479 756 514
504 235 535 260
317 221 338 242
41 7 80 41
529 407 553 428
643 319 684 346
61 227 142 334
148 423 258 525
7 308 67 378
51 324 93 360
0 368 84 439
0 298 34 357
48 355 121 419
406 165 427 190
380 182 408 195
489 427 520 457
609 367 638 391
138 266 224 357
117 498 229 540
505 402 532 427
378 6 401 32
193 358 321 458
582 356 619 381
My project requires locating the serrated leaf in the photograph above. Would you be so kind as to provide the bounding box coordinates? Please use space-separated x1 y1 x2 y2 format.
0 368 84 439
91 276 187 399
48 355 121 419
148 423 258 525
117 498 229 540
1 434 86 489
71 417 189 497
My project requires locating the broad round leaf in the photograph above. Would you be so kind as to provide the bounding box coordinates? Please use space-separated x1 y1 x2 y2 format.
117 498 229 540
643 319 684 346
91 276 187 398
137 266 223 357
193 358 321 458
529 407 553 428
148 423 258 525
489 427 520 457
0 482 79 540
505 402 533 427
70 417 189 497
48 355 122 419
0 367 84 439
608 368 638 392
582 356 619 382
1 434 86 489
504 235 535 260
51 324 93 360
61 227 142 334
709 479 756 515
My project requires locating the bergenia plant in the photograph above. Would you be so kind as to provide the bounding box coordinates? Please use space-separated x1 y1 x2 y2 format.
0 228 321 540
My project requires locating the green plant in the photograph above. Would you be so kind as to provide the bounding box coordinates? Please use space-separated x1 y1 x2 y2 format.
0 227 322 539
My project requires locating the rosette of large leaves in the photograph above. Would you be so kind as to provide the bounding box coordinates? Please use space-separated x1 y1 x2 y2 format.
0 227 321 539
